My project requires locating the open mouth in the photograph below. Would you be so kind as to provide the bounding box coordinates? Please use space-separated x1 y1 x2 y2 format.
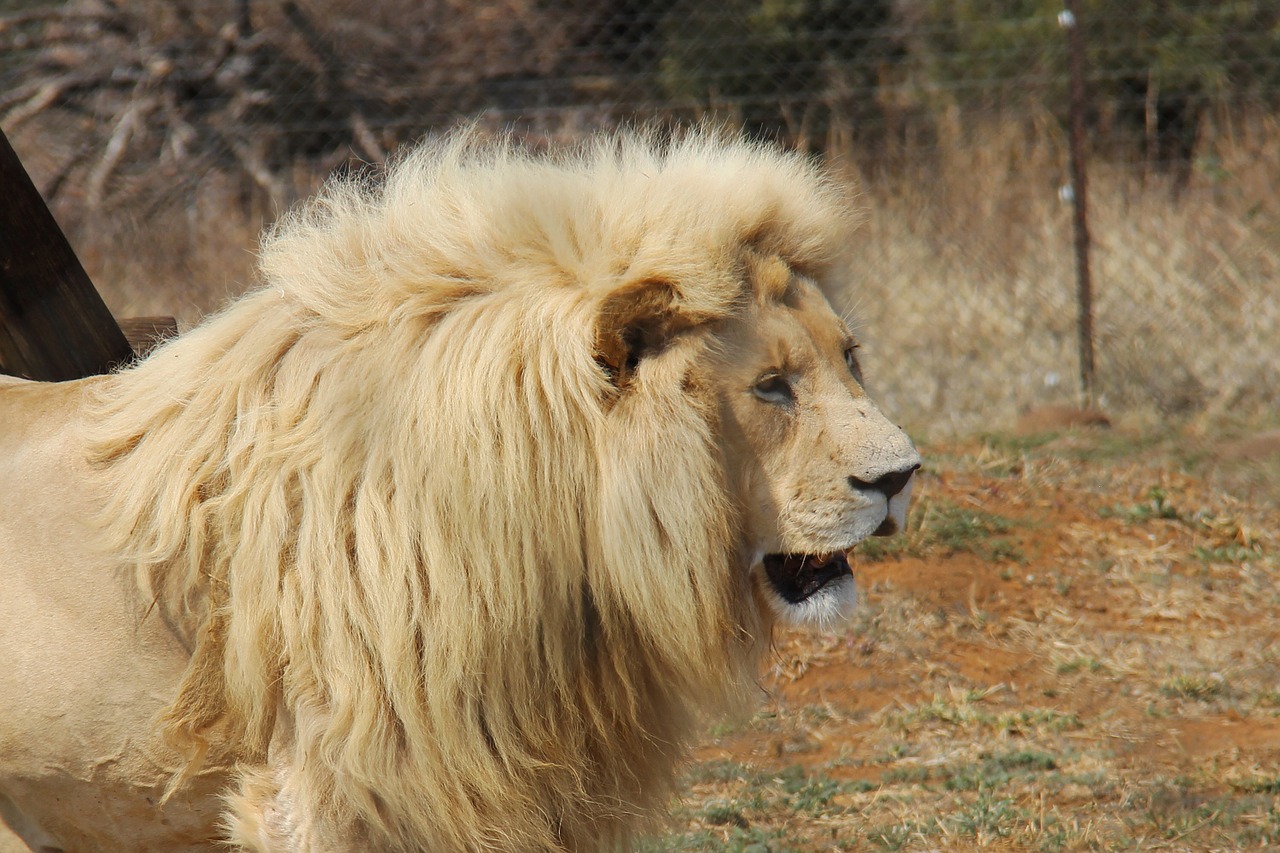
762 551 852 604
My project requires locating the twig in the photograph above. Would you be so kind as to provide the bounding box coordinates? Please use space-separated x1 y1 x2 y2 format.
86 97 152 208
40 140 98 203
2 77 77 129
159 90 199 163
221 134 286 203
351 112 386 163
0 72 93 114
0 7 110 35
281 0 351 103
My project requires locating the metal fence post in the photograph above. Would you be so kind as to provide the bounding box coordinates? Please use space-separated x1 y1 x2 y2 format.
1061 0 1096 405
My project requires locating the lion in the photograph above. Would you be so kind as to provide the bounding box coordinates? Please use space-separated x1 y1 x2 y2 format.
0 129 920 852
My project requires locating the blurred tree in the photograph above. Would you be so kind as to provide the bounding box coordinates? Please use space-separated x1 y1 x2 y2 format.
902 0 1280 173
656 0 902 148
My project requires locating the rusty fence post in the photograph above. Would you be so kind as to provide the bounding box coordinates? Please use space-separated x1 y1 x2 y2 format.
1060 0 1096 405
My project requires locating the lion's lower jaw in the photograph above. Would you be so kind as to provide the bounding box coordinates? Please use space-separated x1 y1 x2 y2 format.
766 574 858 628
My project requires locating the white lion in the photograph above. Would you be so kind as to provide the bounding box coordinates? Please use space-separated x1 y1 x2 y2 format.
0 130 920 852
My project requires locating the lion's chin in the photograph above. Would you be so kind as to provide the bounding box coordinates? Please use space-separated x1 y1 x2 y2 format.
760 552 858 627
765 572 858 627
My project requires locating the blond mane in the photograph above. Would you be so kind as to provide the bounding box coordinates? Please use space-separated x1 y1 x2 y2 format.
84 129 850 850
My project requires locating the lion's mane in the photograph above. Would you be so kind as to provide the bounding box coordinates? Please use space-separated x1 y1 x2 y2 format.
85 130 849 850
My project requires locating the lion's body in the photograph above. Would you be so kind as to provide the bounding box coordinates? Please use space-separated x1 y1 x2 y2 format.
0 131 919 851
0 375 228 850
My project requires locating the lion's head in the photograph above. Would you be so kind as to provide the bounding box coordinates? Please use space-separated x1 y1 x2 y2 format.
595 251 919 632
87 129 919 851
699 255 919 624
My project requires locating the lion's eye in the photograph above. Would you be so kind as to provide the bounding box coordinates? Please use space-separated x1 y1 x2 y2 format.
752 374 794 405
843 345 863 382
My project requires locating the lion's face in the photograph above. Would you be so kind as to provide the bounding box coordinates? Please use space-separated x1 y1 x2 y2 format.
706 258 921 626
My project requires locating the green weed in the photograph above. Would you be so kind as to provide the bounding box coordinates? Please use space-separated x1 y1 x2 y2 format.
860 499 1024 563
1056 656 1104 675
1099 487 1184 523
941 750 1059 792
944 791 1024 838
1160 674 1227 701
1194 543 1263 563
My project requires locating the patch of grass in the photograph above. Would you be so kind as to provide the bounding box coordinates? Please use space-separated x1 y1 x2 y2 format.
928 503 1015 553
861 499 1025 563
887 695 1080 734
998 708 1083 733
875 742 913 763
1253 690 1280 708
637 829 721 851
650 763 864 851
855 535 907 562
796 704 834 728
686 760 754 785
1237 802 1280 847
1160 673 1227 701
865 822 928 851
1056 656 1104 675
707 719 743 738
944 791 1025 838
637 826 789 852
1056 431 1165 463
981 432 1060 454
1194 542 1264 563
674 763 862 836
1099 486 1186 523
1141 784 1230 842
1230 775 1280 794
941 750 1060 792
881 765 930 785
699 802 751 828
886 693 990 729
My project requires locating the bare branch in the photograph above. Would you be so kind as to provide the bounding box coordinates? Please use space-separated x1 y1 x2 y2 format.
86 97 153 208
2 79 72 130
0 72 97 115
351 112 386 163
221 134 286 204
0 7 111 35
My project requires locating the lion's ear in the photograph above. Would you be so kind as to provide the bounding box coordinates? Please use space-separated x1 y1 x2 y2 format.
595 279 695 390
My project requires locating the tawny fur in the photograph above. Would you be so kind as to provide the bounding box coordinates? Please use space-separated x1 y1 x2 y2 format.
74 130 855 851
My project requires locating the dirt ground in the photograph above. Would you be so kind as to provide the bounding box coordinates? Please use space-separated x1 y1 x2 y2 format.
648 424 1280 851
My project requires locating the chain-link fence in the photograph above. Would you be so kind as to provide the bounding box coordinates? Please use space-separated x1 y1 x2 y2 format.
3 0 1278 431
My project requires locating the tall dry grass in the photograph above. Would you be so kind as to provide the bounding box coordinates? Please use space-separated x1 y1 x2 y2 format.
837 113 1280 437
35 114 1280 437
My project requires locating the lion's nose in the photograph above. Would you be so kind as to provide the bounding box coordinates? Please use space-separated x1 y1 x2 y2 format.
849 463 919 500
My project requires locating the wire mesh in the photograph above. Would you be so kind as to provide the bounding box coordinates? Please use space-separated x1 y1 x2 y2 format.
2 0 1277 428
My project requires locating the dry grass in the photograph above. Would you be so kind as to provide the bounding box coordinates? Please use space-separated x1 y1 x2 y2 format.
836 114 1280 438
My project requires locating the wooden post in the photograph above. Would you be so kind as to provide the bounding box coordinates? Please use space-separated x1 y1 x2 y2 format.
0 127 133 381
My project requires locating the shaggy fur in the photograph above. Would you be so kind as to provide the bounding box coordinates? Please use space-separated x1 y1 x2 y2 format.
78 130 856 850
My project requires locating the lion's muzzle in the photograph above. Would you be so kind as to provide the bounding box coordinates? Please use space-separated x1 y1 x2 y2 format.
855 461 920 537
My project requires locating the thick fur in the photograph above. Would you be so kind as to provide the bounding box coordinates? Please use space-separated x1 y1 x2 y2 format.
68 130 853 851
